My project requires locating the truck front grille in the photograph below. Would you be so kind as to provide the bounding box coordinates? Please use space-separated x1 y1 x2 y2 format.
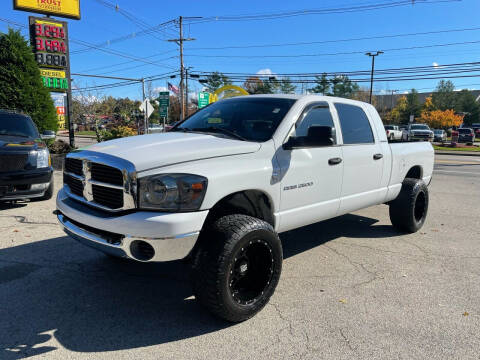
0 154 28 172
91 163 123 186
63 173 83 197
64 158 83 176
63 152 136 212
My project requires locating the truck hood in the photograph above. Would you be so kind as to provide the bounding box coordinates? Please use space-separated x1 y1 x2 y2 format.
85 132 261 172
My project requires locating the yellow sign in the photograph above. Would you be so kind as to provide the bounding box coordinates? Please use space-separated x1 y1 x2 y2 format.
40 69 65 78
14 0 81 20
211 85 249 103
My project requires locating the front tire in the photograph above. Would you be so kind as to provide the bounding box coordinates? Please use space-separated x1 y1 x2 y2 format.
191 215 282 322
389 178 429 233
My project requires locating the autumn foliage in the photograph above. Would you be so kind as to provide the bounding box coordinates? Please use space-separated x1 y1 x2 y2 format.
418 109 463 129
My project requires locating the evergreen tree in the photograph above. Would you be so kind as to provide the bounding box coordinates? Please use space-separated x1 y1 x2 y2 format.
0 29 57 131
404 89 421 123
455 89 480 125
279 77 296 94
204 72 231 93
330 75 359 98
431 80 456 111
310 73 330 95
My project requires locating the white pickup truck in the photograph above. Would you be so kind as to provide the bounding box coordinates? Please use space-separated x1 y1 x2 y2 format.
57 95 434 322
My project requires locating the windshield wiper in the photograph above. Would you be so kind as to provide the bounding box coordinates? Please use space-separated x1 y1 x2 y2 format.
194 127 247 141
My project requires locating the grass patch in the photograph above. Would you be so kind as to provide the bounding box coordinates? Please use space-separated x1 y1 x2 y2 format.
74 130 96 136
434 145 480 152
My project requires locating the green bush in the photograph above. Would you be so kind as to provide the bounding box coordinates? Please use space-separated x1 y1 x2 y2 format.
96 126 137 142
0 29 57 132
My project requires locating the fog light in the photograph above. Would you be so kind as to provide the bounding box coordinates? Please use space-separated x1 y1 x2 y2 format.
31 183 48 191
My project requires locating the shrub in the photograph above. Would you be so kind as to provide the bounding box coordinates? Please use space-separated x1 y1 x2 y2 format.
48 139 73 154
97 126 137 142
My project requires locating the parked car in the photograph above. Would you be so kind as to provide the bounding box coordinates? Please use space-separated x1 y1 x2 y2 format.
405 123 434 141
0 110 54 202
457 128 475 144
433 129 447 142
469 123 480 138
57 95 434 322
384 125 403 140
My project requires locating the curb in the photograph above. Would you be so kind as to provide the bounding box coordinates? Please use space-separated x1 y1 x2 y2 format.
435 150 480 157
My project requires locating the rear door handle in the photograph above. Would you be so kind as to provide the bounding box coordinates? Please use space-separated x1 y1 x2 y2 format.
328 157 342 165
373 153 383 160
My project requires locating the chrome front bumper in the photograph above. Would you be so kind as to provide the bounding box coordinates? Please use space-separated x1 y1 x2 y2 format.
57 212 200 262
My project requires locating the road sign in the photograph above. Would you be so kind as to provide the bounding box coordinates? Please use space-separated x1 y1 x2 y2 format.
14 0 81 20
139 99 154 118
158 91 169 118
198 92 210 109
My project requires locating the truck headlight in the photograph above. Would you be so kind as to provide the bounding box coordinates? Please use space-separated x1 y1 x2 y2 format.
36 149 50 168
139 174 208 211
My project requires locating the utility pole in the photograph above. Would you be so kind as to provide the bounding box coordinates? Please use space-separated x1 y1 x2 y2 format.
390 89 399 110
142 78 147 134
365 51 383 104
168 16 197 121
185 67 193 117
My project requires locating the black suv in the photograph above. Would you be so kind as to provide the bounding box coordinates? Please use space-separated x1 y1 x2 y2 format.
0 111 54 201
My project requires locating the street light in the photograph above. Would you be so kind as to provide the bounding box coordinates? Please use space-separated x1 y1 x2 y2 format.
365 51 383 104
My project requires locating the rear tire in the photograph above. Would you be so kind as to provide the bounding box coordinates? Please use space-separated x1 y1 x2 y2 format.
389 178 429 233
191 214 282 322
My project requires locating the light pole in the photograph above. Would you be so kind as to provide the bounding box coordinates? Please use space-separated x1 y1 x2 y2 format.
365 51 383 104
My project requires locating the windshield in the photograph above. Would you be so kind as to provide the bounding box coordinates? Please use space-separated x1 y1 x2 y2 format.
0 113 39 138
411 124 429 130
174 97 297 142
434 130 443 134
384 125 394 130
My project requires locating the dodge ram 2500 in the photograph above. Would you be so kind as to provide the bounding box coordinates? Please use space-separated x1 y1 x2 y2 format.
56 95 434 322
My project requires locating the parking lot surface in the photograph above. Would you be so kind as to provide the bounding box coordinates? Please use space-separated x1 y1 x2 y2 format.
1 154 479 360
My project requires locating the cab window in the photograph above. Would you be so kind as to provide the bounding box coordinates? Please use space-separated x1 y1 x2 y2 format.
294 105 336 143
335 103 374 144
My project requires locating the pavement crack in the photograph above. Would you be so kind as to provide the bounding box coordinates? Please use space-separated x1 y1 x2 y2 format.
0 214 57 226
339 328 355 352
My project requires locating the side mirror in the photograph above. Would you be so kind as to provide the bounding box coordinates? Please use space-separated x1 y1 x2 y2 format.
283 126 335 150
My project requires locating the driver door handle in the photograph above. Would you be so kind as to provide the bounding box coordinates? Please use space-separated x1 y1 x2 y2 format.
373 153 383 160
328 157 342 165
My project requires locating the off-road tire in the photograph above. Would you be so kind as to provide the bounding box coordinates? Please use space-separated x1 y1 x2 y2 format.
389 178 429 233
191 214 282 322
31 178 54 201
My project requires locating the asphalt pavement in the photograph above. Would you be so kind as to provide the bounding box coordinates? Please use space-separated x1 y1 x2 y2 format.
0 154 479 359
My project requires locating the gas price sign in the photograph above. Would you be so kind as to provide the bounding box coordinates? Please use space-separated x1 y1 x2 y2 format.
29 17 70 91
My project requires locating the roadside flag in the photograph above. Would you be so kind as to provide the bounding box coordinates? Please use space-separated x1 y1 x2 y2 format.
168 82 179 95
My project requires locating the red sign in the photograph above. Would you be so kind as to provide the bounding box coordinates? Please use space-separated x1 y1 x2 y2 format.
56 106 65 115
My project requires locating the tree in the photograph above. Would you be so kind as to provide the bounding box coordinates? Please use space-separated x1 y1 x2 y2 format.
431 80 456 111
243 76 279 94
330 75 359 98
390 96 407 123
278 77 296 94
405 89 421 122
310 73 330 95
0 29 57 131
455 89 480 125
419 109 463 129
204 72 231 93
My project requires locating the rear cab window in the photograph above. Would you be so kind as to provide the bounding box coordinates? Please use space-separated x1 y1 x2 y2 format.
334 103 375 144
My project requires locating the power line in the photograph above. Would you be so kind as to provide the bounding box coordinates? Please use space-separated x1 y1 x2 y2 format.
186 39 480 59
185 0 460 23
189 25 480 51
